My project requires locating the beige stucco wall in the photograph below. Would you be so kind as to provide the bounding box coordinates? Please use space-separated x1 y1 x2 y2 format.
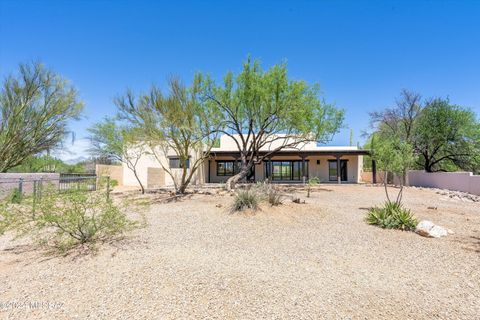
122 146 206 189
407 170 480 195
95 164 123 186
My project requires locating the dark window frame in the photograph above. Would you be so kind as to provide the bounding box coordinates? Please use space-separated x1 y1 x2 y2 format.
264 160 309 181
169 157 190 169
328 159 348 181
216 160 240 176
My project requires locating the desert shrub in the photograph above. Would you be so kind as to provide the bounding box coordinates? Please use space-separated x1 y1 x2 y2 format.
366 201 417 231
109 179 119 188
307 177 320 197
0 188 136 252
266 186 283 206
231 188 260 212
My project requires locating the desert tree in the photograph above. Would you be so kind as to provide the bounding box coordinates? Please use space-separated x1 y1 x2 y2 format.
0 62 83 172
414 98 480 172
88 118 146 194
116 78 219 194
198 58 344 189
369 89 422 145
370 90 480 173
370 134 414 205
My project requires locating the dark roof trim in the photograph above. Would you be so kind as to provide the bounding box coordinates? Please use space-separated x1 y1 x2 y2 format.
206 149 370 157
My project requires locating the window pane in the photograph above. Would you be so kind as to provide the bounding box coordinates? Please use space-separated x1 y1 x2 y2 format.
169 158 180 168
217 162 225 175
225 162 234 175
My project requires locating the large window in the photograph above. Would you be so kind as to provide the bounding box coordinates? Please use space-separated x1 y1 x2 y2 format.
216 160 239 176
264 160 308 181
169 157 190 169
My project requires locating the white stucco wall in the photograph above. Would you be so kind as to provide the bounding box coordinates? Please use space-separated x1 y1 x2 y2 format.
407 170 480 195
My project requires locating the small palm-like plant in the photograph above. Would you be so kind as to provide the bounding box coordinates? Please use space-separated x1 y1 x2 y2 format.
307 177 320 197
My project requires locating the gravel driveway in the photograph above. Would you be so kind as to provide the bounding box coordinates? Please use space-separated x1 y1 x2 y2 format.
1 184 479 319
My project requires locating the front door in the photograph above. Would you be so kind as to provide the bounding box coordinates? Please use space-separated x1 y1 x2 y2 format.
328 160 348 181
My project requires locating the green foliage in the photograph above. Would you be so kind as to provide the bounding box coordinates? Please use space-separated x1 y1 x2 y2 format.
8 155 86 173
371 135 414 177
231 188 260 212
0 188 135 252
0 62 83 172
198 57 344 188
88 118 146 193
115 78 219 194
415 98 480 172
8 188 23 204
366 202 417 231
370 90 480 173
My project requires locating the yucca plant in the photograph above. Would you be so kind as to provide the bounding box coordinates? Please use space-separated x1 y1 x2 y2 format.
366 201 417 231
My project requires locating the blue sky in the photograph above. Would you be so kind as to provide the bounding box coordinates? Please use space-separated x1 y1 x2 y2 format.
1 0 479 160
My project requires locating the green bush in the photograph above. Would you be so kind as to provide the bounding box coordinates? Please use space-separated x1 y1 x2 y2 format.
231 188 260 212
366 201 417 231
307 177 320 197
0 188 136 252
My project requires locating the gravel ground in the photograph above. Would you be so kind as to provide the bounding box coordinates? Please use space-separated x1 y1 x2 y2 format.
0 184 479 319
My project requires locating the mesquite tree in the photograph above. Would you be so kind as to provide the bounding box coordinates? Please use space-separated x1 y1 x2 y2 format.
198 58 344 189
88 118 146 193
117 78 219 194
370 90 480 173
0 62 83 172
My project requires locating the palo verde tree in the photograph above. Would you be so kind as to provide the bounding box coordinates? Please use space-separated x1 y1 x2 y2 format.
198 58 344 189
88 118 147 194
370 90 480 173
0 62 83 172
116 78 219 194
370 134 414 204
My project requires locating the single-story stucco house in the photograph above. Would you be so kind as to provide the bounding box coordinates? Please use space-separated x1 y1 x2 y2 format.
122 134 369 188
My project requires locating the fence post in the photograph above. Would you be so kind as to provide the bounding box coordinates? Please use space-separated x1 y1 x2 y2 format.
18 178 24 203
106 176 110 201
32 180 37 216
38 177 43 201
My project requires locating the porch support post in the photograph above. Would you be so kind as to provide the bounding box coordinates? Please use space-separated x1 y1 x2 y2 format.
301 156 306 180
372 159 377 184
336 155 341 184
208 159 211 183
269 157 272 181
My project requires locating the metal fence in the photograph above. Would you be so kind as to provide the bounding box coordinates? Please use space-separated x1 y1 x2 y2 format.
0 173 109 202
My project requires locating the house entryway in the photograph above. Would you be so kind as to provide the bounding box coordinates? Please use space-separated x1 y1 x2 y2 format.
328 160 348 182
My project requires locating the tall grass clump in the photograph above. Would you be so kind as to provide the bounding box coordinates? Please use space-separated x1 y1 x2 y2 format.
366 201 417 231
231 188 260 212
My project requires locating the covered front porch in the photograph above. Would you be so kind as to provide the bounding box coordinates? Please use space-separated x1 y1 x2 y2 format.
205 150 369 184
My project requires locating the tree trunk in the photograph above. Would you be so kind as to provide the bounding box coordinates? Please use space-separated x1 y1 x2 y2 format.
133 170 145 194
225 168 249 191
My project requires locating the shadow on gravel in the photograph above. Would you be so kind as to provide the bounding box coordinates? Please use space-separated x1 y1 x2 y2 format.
453 235 480 253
